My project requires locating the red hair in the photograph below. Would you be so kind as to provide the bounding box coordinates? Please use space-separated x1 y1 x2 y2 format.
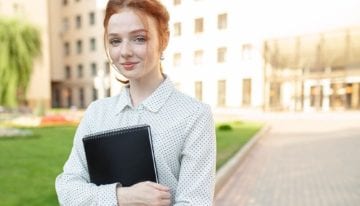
104 0 170 51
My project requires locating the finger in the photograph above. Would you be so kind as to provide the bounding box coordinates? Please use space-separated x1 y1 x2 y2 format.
159 199 171 206
159 190 171 199
146 181 170 191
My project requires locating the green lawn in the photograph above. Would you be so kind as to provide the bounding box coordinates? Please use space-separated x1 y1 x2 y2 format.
0 121 262 205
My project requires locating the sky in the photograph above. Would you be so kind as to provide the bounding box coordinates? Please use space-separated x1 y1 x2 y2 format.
236 0 360 37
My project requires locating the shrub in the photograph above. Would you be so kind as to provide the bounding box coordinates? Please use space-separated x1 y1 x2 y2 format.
217 124 232 131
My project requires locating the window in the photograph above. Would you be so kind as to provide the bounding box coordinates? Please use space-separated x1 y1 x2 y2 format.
62 18 69 32
77 64 83 78
92 87 98 101
64 42 70 56
174 22 181 36
194 50 203 65
242 79 252 106
173 53 181 67
217 47 227 63
105 62 110 74
66 88 72 107
89 12 95 25
75 15 82 29
242 44 253 60
91 63 97 76
76 40 82 54
195 81 203 101
217 80 226 107
106 88 111 97
90 38 96 51
79 87 85 108
218 13 227 30
194 18 204 33
65 66 71 79
173 0 181 5
63 0 68 6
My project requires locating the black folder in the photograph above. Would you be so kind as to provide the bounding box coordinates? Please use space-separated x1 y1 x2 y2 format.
82 124 158 186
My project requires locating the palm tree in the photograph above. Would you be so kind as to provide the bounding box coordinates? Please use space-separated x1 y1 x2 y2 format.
0 17 41 108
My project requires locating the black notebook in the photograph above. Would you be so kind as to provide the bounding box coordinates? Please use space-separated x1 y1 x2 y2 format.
82 124 158 186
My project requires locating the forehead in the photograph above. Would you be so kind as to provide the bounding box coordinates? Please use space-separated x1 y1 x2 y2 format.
107 9 157 35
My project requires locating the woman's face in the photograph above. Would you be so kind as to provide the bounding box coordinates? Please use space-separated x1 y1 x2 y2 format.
107 9 161 82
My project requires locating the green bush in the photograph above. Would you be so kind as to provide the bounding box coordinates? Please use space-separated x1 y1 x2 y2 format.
217 124 232 131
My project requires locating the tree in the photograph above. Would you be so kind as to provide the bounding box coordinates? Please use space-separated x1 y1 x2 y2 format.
0 17 41 108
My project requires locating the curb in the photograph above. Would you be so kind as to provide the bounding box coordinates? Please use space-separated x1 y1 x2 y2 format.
215 124 271 194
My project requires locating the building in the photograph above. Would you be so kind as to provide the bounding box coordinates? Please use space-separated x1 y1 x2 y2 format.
48 0 112 109
161 0 265 110
161 0 360 112
1 0 360 112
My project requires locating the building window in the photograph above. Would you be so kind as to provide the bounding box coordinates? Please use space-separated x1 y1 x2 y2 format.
92 87 98 101
242 44 253 60
217 47 227 63
62 18 69 32
90 38 96 51
64 42 70 56
174 22 181 36
218 13 227 30
79 87 85 108
76 40 82 54
106 88 111 97
105 61 110 74
89 12 95 25
91 62 97 76
195 81 203 101
173 53 181 67
173 0 181 5
194 50 203 65
66 88 72 107
242 79 252 106
75 15 82 29
65 66 71 79
217 80 226 107
194 18 204 33
63 0 68 6
77 64 83 78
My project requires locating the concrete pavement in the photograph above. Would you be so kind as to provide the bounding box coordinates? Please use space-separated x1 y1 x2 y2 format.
214 111 360 206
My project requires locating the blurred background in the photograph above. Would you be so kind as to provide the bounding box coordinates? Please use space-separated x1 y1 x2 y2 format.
1 1 360 205
1 0 360 115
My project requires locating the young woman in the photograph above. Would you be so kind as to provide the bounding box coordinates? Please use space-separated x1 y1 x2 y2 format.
55 0 216 205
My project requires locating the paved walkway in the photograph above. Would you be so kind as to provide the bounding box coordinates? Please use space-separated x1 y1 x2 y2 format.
214 112 360 206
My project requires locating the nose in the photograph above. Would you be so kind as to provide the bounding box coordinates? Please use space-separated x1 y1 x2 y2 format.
120 41 133 58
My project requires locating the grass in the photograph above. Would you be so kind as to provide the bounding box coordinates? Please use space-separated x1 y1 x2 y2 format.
0 126 76 206
0 121 263 205
216 121 263 169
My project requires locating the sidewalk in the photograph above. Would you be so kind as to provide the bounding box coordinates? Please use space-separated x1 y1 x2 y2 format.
214 111 360 206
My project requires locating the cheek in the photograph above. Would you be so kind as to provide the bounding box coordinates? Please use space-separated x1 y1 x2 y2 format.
108 47 119 62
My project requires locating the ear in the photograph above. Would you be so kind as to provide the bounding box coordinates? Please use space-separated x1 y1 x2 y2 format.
161 31 170 51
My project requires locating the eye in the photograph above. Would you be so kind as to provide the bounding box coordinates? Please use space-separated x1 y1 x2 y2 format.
109 38 121 47
133 35 147 44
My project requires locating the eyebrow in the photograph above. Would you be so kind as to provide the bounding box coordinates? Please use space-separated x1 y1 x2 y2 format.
108 29 148 37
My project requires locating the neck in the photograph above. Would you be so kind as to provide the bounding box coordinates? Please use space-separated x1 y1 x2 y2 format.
128 72 164 107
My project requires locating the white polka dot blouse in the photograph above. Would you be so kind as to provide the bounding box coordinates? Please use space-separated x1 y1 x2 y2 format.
55 76 216 205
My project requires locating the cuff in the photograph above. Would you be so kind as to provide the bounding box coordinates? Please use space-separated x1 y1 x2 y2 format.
96 183 119 206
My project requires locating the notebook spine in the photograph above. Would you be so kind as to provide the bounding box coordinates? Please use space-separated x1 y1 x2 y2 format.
84 124 149 141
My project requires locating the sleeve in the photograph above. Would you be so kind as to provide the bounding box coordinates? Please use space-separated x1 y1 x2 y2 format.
55 103 119 206
174 104 216 206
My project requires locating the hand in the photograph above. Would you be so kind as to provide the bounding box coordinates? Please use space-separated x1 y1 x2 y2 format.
116 181 171 206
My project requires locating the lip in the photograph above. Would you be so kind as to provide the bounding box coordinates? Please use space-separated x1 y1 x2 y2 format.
121 62 138 70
